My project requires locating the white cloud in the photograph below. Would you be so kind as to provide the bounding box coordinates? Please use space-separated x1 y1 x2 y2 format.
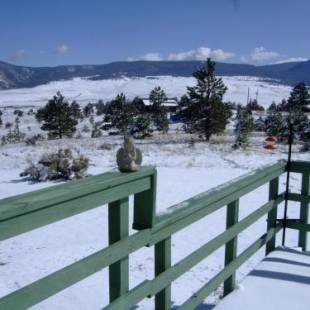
239 56 248 63
54 44 70 55
275 57 308 64
128 52 163 61
168 47 234 61
128 47 234 62
251 47 279 62
8 49 27 62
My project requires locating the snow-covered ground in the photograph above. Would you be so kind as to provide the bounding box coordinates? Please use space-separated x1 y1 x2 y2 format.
0 75 291 108
215 247 310 310
0 133 308 309
0 76 307 309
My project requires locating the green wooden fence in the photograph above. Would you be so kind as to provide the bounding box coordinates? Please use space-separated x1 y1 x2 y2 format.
0 160 309 309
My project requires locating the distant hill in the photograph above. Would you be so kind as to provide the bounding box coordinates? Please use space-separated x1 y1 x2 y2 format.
0 60 309 90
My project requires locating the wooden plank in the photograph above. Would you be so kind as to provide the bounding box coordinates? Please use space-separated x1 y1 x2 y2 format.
266 178 279 254
151 191 285 247
288 192 310 203
290 161 310 174
179 225 282 310
0 229 151 310
108 198 129 302
105 199 280 310
155 161 286 231
133 169 157 229
0 178 150 241
224 199 239 295
0 166 155 221
155 238 171 310
286 220 310 232
298 173 310 251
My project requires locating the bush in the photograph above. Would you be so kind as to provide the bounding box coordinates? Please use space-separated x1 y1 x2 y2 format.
25 134 45 146
14 109 24 117
20 149 89 181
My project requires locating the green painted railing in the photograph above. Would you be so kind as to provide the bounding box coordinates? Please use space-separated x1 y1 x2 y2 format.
0 160 309 309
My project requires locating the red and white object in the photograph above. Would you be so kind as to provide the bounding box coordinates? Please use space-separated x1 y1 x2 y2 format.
264 136 277 150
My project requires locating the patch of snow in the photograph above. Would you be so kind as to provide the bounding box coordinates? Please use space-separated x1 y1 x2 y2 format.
0 76 291 108
214 247 310 310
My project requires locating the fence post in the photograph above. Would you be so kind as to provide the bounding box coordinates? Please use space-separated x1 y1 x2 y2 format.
108 197 129 302
155 237 171 310
133 169 157 230
224 199 239 296
266 177 279 254
298 172 310 251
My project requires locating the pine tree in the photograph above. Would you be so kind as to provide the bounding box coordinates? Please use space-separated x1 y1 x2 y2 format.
234 105 254 147
181 58 231 140
282 82 310 142
36 92 79 139
104 93 136 135
287 82 310 112
132 115 152 138
70 101 83 120
246 99 264 112
96 100 106 115
264 110 284 137
149 86 169 133
83 103 94 118
255 116 266 132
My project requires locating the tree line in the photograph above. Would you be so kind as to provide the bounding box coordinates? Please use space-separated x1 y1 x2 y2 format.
1 58 309 149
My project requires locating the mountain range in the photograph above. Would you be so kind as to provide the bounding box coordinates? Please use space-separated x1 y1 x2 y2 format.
0 60 309 90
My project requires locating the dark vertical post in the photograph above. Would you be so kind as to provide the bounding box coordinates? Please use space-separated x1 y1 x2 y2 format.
282 118 293 246
133 170 157 230
266 178 279 254
298 172 310 251
224 199 239 295
108 197 129 302
155 237 171 310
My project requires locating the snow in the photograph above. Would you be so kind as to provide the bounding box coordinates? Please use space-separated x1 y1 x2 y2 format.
0 134 308 309
0 75 307 309
0 75 291 108
214 247 310 310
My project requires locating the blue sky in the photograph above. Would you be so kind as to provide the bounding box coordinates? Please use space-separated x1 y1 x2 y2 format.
0 0 309 67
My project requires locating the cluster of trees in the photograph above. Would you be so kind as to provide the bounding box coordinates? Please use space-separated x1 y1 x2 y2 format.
255 83 310 143
1 58 309 151
34 87 170 139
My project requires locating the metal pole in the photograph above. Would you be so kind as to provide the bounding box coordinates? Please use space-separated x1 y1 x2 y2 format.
282 115 293 246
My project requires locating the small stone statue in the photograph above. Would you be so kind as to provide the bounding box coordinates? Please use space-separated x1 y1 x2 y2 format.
116 136 142 172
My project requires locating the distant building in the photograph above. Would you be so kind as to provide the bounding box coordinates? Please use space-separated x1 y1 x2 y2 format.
141 98 178 113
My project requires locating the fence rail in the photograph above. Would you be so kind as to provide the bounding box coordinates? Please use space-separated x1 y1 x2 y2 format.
0 160 309 309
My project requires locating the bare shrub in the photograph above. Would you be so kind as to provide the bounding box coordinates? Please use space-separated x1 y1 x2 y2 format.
20 149 89 182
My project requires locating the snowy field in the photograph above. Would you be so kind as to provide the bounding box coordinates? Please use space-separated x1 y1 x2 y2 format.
0 132 309 309
0 76 307 309
0 75 291 108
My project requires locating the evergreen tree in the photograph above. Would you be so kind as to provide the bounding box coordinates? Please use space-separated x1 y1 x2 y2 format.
287 82 310 112
71 101 83 120
264 110 284 137
83 103 94 118
36 92 79 139
104 93 136 135
280 82 310 142
234 105 254 147
149 86 169 133
255 116 266 132
131 115 153 138
181 58 231 140
246 99 264 112
96 100 106 115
